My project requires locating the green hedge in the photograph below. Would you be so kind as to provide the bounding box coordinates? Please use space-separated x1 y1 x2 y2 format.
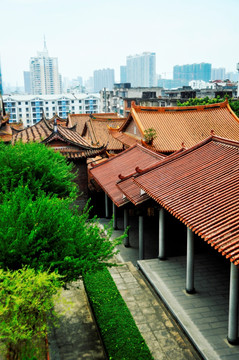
84 267 154 360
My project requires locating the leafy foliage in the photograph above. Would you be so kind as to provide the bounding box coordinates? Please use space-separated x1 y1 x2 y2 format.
84 268 154 360
0 141 77 198
0 185 123 283
0 267 62 359
144 128 157 144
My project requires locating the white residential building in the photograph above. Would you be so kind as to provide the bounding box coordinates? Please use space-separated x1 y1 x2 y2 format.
3 93 100 127
30 41 62 95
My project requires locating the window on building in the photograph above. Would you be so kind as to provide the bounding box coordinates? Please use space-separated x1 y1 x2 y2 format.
25 102 28 105
18 102 21 105
19 108 22 112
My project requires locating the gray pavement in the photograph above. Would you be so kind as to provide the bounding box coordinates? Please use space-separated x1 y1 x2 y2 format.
48 280 106 360
109 261 201 360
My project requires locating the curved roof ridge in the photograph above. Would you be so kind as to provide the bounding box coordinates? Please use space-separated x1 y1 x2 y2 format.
132 99 229 113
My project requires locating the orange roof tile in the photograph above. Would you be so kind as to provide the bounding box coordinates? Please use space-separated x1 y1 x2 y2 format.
133 135 239 265
89 144 165 207
86 117 127 150
114 101 239 153
68 113 120 135
12 118 105 159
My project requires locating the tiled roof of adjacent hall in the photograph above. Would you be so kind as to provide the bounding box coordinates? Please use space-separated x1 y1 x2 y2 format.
67 112 121 136
111 100 239 153
133 135 239 266
89 144 165 207
12 118 105 159
85 116 127 151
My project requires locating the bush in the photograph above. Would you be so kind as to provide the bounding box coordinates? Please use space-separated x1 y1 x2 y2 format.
0 267 62 359
0 185 123 283
84 268 154 360
0 141 76 198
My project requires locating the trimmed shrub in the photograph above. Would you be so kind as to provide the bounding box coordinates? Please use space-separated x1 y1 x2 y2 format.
84 268 154 360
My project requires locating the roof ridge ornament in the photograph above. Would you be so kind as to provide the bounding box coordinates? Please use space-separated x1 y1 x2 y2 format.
53 119 57 133
211 129 215 136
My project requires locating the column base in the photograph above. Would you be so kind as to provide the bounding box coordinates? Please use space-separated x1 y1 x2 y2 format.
186 288 196 295
227 336 239 345
158 256 167 261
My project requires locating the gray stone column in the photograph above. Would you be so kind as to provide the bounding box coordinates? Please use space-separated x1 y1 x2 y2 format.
105 193 109 218
123 208 130 247
228 262 239 344
112 202 117 230
158 207 166 260
186 227 195 294
139 215 144 260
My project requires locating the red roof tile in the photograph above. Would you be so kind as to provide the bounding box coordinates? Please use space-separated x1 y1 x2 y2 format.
89 144 165 207
134 136 239 265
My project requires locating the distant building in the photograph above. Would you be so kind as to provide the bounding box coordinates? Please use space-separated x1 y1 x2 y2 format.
211 68 226 81
3 93 100 127
126 52 156 87
120 66 127 83
173 63 212 84
225 72 238 82
99 85 163 115
85 77 94 93
23 71 31 94
189 80 215 90
93 68 115 92
30 40 62 95
0 61 3 95
157 78 186 89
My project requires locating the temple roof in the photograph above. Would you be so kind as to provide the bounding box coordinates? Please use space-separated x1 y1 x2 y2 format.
68 113 121 135
133 135 239 265
12 118 105 159
111 100 239 153
85 116 127 151
89 144 165 207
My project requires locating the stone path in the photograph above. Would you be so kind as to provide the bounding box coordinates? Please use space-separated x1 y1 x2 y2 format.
48 280 106 360
109 262 202 360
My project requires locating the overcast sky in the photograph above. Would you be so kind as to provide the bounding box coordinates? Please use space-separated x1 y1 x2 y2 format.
1 0 239 87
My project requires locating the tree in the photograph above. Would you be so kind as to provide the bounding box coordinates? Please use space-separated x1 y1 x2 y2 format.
0 185 123 283
0 267 62 359
0 141 77 198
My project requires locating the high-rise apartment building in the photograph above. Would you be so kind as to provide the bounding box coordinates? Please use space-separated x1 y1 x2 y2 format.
120 66 127 83
173 63 212 83
211 68 226 81
126 52 156 87
93 68 115 92
30 40 62 95
23 71 31 94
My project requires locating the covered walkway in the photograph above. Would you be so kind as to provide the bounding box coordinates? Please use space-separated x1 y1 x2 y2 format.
102 217 239 360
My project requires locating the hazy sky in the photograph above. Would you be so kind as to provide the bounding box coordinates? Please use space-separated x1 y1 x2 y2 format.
1 0 239 86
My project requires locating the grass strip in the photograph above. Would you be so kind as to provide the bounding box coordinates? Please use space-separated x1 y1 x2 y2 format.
84 267 154 360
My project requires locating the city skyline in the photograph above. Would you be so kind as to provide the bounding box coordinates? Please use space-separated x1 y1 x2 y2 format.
1 0 239 87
